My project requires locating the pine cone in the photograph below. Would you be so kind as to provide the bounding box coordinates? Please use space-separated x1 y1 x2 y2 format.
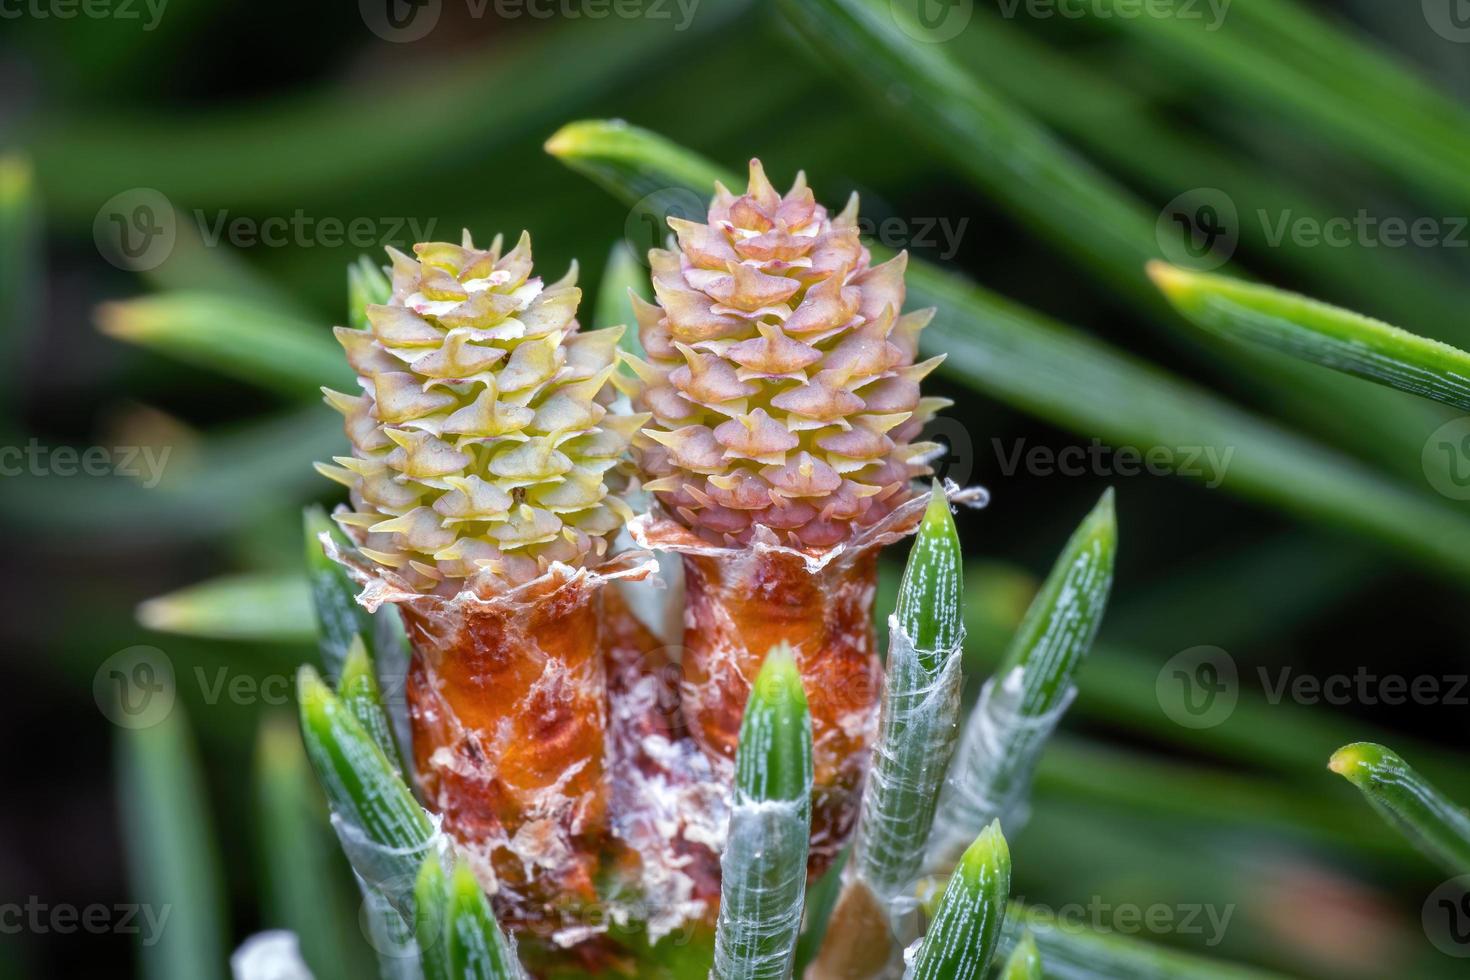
626 159 947 550
626 162 949 874
316 232 652 935
317 231 642 596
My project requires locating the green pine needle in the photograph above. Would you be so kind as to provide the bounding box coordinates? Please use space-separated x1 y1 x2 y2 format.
853 485 967 898
928 490 1115 869
348 254 391 332
1152 262 1470 412
96 291 351 398
735 643 814 806
448 861 525 979
713 644 815 980
1330 742 1470 875
414 855 453 980
998 930 1042 980
895 484 964 660
996 487 1116 716
296 664 431 850
911 821 1011 980
304 505 375 681
337 635 399 768
136 573 314 643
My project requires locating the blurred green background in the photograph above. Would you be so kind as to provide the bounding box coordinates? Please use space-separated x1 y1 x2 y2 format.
4 0 1470 976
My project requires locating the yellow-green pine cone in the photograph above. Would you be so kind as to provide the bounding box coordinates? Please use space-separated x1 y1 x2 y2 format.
626 159 948 549
317 231 644 595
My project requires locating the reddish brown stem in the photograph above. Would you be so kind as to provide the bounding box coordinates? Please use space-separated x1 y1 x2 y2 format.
401 570 609 931
679 546 881 873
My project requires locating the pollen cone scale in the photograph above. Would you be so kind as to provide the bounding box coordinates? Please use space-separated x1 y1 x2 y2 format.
625 160 951 871
316 231 651 933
